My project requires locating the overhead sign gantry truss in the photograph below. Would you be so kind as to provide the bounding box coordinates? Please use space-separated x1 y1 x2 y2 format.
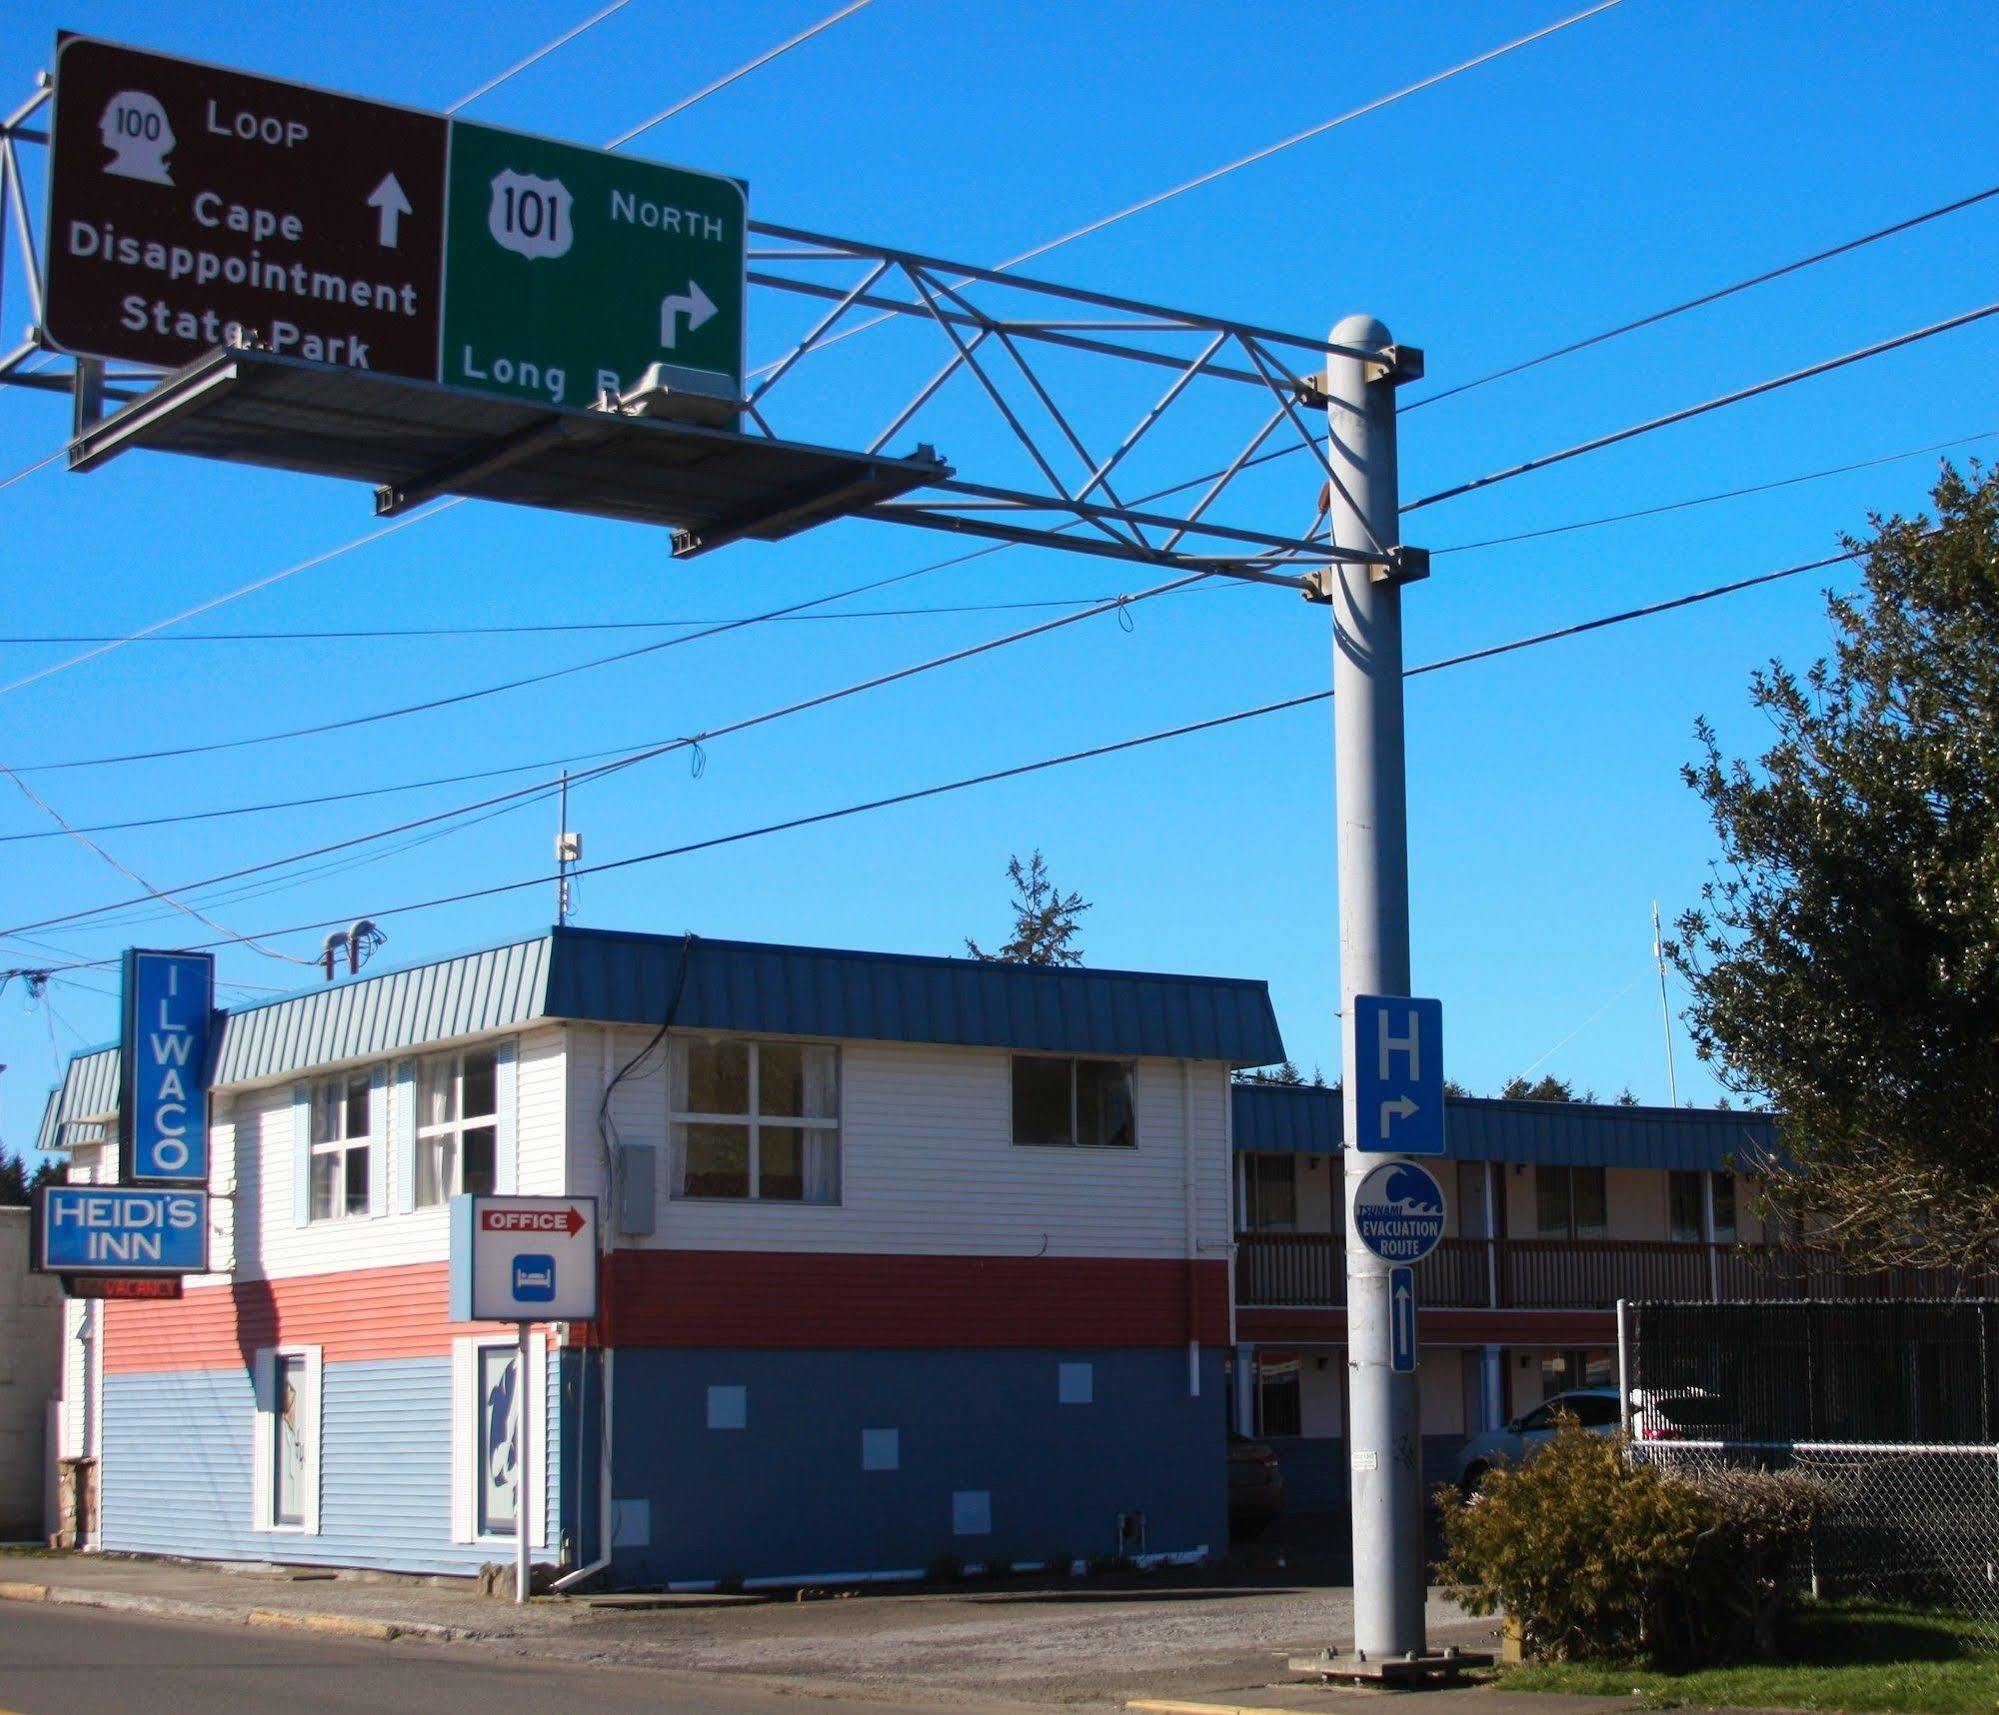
0 43 1424 589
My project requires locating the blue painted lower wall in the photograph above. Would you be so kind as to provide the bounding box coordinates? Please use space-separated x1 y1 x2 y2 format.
603 1346 1229 1586
101 1357 562 1575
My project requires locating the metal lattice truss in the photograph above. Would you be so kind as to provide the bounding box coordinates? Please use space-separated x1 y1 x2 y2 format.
3 79 1421 589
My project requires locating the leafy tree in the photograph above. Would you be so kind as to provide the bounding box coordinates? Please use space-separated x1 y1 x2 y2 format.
1672 465 1999 1266
1238 1059 1304 1086
965 849 1090 967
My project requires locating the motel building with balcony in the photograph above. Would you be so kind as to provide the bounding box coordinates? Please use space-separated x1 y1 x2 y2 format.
1227 1082 1789 1506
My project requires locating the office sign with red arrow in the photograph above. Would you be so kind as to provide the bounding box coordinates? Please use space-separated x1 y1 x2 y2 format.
451 1194 599 1323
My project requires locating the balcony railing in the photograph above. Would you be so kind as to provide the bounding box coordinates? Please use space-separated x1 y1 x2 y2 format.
1236 1232 1999 1311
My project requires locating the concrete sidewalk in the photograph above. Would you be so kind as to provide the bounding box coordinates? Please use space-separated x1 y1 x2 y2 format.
0 1550 1649 1714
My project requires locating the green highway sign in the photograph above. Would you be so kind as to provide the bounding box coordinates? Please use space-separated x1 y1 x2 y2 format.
441 122 745 409
46 37 747 408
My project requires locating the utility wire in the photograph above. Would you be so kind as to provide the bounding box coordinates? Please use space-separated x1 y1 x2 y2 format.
447 0 633 113
745 0 1626 378
607 0 873 147
0 572 1204 940
1403 296 1999 514
12 541 1015 771
1430 427 1999 556
0 505 461 698
22 542 1866 976
1403 180 1999 412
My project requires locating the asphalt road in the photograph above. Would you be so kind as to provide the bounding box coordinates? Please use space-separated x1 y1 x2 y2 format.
0 1603 1043 1715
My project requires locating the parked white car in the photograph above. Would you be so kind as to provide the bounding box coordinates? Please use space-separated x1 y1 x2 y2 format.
1452 1385 1732 1498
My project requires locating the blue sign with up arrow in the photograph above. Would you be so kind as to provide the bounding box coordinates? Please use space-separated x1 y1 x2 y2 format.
1390 1266 1417 1373
1352 994 1444 1156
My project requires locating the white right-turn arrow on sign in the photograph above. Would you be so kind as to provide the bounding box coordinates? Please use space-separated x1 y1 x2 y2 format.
659 280 718 348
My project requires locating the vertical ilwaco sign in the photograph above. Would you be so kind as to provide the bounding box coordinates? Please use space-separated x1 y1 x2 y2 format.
120 948 214 1183
44 35 748 405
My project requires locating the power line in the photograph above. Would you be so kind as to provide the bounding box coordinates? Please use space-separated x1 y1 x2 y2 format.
0 503 462 699
23 541 1866 976
1403 296 1999 514
746 0 1627 378
1431 427 1999 556
446 0 633 113
0 571 1205 940
1403 180 1999 412
0 588 1231 647
607 0 874 147
13 542 1011 772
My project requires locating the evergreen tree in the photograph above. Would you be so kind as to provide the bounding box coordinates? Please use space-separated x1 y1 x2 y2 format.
966 850 1091 966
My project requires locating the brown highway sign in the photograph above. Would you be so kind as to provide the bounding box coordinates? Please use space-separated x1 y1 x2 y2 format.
45 36 448 378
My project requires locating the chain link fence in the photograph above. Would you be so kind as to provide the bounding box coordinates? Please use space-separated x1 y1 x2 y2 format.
1627 1300 1999 1637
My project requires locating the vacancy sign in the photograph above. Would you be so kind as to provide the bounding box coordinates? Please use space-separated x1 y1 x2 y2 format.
449 1195 599 1323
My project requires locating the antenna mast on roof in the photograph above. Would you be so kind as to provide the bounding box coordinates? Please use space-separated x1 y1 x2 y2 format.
556 772 581 928
1652 900 1680 1106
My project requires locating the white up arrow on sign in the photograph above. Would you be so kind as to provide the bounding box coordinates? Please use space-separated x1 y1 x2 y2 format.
367 173 412 248
659 280 718 348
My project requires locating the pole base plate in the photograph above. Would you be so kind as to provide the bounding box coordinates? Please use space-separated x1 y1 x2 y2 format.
1287 1648 1493 1685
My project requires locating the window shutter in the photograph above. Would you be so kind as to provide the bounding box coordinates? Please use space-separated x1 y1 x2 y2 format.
291 1085 312 1228
449 1338 474 1544
393 1059 417 1216
367 1067 389 1219
494 1039 519 1195
250 1348 275 1532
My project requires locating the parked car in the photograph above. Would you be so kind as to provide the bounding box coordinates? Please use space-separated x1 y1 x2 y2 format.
1453 1386 1730 1498
1228 1432 1284 1539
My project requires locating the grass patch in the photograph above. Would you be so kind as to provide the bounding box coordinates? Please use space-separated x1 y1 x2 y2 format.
1505 1601 1999 1713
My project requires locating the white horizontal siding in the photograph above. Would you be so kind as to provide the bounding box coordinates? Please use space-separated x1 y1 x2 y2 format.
568 1027 1232 1259
232 1032 553 1283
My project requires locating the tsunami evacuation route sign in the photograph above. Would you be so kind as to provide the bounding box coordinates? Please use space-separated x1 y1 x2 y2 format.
1351 1159 1446 1265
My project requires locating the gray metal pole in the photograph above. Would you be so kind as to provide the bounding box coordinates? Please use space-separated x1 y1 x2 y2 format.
516 1322 532 1604
1325 313 1424 1661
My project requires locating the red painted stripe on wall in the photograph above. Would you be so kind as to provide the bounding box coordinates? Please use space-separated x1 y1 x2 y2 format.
580 1251 1231 1349
102 1263 517 1374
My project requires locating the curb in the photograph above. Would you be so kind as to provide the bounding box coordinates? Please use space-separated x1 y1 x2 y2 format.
1127 1702 1324 1715
0 1578 467 1643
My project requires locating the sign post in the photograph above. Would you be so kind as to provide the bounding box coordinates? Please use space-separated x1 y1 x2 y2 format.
449 1194 599 1603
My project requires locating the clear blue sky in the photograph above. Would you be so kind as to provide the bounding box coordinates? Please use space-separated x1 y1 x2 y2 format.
5 0 1998 1157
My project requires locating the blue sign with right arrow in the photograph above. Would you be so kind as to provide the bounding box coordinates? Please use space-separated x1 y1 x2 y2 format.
1352 994 1444 1156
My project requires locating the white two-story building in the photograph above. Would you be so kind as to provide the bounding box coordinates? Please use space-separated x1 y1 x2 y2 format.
38 925 1280 1585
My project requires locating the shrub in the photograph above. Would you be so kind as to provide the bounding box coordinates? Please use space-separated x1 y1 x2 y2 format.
1437 1413 1830 1668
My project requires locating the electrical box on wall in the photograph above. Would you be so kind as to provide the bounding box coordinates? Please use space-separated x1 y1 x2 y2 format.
618 1145 657 1234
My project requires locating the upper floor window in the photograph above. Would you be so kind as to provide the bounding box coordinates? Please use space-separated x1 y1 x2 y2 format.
309 1073 372 1221
670 1038 840 1203
1012 1055 1135 1149
1668 1170 1705 1242
415 1046 499 1208
1535 1165 1607 1240
1241 1153 1296 1232
1711 1172 1739 1242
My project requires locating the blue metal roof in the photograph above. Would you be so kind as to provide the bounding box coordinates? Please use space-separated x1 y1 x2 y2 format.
36 928 1287 1144
1231 1083 1780 1173
542 926 1286 1063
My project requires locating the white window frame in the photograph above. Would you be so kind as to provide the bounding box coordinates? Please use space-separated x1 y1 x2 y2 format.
1008 1053 1139 1149
413 1046 503 1209
667 1037 842 1205
250 1344 322 1535
307 1071 374 1223
450 1334 547 1548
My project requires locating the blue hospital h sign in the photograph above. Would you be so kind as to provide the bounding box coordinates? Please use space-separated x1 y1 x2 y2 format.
1352 994 1445 1156
120 949 215 1184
